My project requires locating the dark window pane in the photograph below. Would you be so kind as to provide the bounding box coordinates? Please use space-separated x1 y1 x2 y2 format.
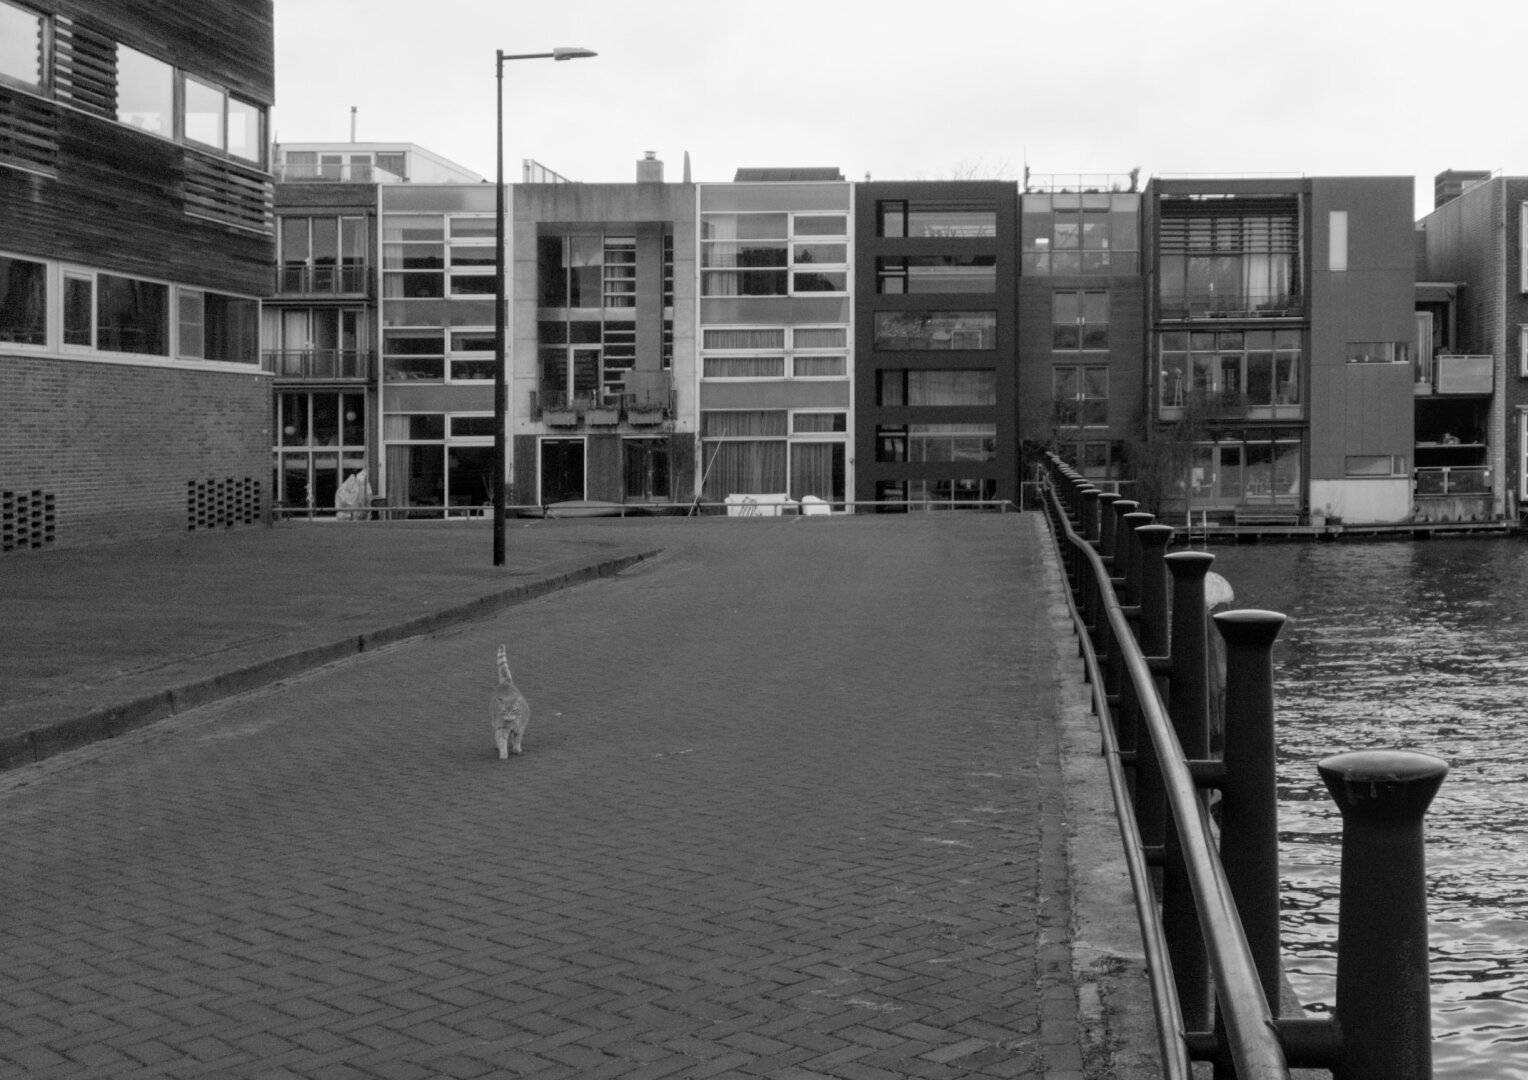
0 256 46 345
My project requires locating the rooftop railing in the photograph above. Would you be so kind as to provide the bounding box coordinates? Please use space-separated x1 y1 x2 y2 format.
1040 453 1447 1080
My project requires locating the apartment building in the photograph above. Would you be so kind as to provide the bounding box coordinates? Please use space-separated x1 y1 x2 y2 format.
1416 171 1527 521
511 156 695 508
265 142 480 515
0 0 274 548
1141 176 1417 525
855 181 1018 508
698 170 851 510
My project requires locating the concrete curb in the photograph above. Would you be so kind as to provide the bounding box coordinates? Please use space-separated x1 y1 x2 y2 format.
0 549 657 773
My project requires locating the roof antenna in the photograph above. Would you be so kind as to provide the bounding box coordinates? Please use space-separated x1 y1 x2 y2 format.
350 106 357 143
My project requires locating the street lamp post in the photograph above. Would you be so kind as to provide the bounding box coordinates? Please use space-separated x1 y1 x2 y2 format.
494 46 596 566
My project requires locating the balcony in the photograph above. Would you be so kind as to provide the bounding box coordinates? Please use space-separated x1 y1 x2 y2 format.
1415 465 1490 497
1159 290 1303 321
1416 354 1492 396
275 264 371 296
263 349 374 382
531 390 676 428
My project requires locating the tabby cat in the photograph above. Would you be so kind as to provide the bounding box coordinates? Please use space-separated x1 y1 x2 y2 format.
491 644 530 759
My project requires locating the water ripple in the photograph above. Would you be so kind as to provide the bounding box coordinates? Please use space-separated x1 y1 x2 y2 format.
1208 538 1528 1080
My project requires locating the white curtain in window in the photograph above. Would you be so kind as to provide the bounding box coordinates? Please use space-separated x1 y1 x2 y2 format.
384 415 411 509
701 441 786 500
702 214 739 296
790 442 841 502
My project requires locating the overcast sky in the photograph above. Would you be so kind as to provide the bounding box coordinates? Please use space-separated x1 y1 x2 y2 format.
271 0 1525 220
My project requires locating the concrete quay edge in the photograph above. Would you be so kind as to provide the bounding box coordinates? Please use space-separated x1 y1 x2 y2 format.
0 548 658 774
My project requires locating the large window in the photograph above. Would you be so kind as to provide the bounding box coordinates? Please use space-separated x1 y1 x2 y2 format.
700 410 847 505
0 254 46 346
64 272 168 356
1159 329 1302 416
1182 431 1302 506
876 424 996 463
700 325 848 379
0 1 43 88
276 391 367 515
877 200 995 238
115 44 174 137
115 44 264 163
1052 291 1109 351
264 307 369 378
179 71 264 161
700 213 847 296
873 311 996 350
280 215 369 293
1022 193 1139 275
539 232 658 307
1052 366 1109 427
1158 200 1301 318
876 369 996 406
382 411 494 515
876 255 996 294
177 288 257 363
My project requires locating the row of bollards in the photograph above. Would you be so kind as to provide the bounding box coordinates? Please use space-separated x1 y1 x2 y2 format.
1042 454 1446 1080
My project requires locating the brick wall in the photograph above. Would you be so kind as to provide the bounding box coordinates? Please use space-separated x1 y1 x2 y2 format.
0 355 271 550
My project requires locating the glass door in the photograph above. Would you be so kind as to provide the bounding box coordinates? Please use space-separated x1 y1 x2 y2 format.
540 439 585 504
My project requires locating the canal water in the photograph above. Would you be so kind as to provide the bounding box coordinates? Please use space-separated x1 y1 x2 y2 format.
1207 537 1528 1079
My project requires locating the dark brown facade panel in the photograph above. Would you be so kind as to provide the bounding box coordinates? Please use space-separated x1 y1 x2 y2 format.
44 0 275 104
0 108 272 293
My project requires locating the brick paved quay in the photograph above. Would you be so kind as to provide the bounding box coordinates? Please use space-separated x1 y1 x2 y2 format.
0 515 1153 1079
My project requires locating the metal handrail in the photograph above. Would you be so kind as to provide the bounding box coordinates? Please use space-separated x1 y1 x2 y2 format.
1039 464 1293 1080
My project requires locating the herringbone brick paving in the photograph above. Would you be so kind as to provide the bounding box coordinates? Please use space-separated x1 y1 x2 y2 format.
0 515 1086 1078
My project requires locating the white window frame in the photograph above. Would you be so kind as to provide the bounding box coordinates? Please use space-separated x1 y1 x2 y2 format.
701 324 849 381
0 0 46 91
1520 325 1528 378
446 412 495 443
446 329 496 384
699 212 850 298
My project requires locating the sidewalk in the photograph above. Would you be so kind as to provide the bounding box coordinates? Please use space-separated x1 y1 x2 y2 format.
0 518 658 769
0 514 1155 1079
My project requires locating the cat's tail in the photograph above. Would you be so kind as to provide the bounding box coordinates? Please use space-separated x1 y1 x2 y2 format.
496 643 512 685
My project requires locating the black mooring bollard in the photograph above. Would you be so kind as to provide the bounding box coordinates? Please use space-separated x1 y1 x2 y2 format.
1162 551 1216 1029
1094 491 1121 556
1318 749 1447 1080
1132 524 1174 862
1080 487 1101 546
1214 609 1287 1012
1109 499 1139 581
1121 511 1154 607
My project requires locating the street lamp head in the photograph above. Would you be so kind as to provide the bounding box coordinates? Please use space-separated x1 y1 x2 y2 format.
552 47 597 61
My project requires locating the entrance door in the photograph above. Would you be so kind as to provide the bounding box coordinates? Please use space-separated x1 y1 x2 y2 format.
540 439 585 504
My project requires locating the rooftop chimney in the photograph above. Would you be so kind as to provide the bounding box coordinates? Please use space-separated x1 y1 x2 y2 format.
637 151 663 184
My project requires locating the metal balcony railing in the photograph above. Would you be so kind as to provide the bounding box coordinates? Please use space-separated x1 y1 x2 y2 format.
274 264 371 295
531 390 675 426
262 349 374 381
1415 465 1490 496
1159 290 1303 320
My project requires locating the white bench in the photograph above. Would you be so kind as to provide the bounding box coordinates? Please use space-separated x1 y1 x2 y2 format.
725 493 798 517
